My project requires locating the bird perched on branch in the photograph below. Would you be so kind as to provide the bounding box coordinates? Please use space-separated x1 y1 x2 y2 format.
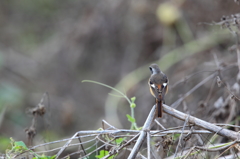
148 64 168 118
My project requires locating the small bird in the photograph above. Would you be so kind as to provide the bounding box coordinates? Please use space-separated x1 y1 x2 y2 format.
148 64 168 118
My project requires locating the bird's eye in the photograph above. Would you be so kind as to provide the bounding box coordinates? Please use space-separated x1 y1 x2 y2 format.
149 67 153 72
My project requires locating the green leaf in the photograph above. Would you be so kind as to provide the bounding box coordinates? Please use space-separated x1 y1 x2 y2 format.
12 140 28 153
96 150 109 158
97 128 104 131
126 114 135 123
173 134 180 140
14 141 27 148
131 97 136 102
50 155 56 159
115 138 123 145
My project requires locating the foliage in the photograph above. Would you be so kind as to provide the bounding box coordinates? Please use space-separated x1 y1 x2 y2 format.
95 150 115 159
5 138 56 159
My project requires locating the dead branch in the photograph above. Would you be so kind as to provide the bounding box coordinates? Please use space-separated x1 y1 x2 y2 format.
128 105 156 159
163 104 240 140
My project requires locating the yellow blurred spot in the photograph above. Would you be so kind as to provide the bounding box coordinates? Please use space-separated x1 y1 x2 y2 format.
156 3 180 26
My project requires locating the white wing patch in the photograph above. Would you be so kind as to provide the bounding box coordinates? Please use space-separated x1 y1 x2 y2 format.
150 84 155 88
163 83 168 87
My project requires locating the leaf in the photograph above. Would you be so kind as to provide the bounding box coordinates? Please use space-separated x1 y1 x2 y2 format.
14 141 27 148
115 138 123 145
131 97 136 102
126 114 135 123
96 150 109 158
173 134 180 140
97 128 104 131
49 155 56 159
13 141 28 153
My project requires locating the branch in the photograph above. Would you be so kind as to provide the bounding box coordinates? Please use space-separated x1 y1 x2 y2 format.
128 105 156 159
163 104 240 140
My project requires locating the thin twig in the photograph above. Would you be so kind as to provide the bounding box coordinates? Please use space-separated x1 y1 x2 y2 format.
204 75 216 104
102 120 118 130
195 140 238 152
215 123 240 128
170 70 215 89
56 132 80 158
154 119 166 130
101 133 141 159
166 141 238 159
171 73 216 108
77 134 87 158
174 115 190 158
214 143 237 159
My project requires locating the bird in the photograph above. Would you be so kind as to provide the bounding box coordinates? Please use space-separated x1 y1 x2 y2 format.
148 64 168 118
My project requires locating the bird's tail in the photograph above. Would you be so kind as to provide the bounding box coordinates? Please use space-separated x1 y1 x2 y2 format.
156 98 162 118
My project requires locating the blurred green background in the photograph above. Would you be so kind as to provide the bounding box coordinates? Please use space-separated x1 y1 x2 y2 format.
0 0 239 153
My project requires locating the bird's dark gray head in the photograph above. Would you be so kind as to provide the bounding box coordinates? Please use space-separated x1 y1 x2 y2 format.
149 64 161 74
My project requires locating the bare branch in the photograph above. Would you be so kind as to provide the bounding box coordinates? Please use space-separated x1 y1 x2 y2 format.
128 105 156 159
163 104 240 140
